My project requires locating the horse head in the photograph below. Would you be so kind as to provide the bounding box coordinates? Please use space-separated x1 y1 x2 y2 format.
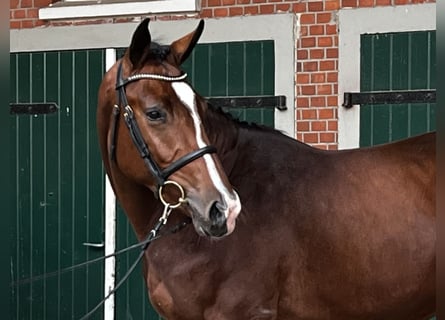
107 18 241 238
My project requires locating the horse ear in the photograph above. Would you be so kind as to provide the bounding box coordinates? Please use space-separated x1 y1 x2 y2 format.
169 20 204 65
128 18 151 67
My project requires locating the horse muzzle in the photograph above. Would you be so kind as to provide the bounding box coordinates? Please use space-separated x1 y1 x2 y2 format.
191 191 241 238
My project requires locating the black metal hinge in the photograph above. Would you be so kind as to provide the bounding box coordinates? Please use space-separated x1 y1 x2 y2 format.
206 95 287 111
342 90 436 108
10 103 59 115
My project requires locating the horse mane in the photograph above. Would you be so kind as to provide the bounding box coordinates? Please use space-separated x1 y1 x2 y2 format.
205 102 285 136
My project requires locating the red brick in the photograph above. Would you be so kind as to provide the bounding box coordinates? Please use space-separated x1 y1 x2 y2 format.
27 8 39 19
317 84 332 95
34 20 46 27
300 13 315 24
325 0 340 10
303 61 318 72
342 0 358 7
308 1 324 11
296 133 304 141
302 109 317 119
214 8 228 17
229 7 243 16
297 49 308 59
301 37 316 48
34 0 53 7
328 120 338 131
301 85 316 95
10 20 20 29
309 25 324 35
13 9 26 19
311 121 327 131
320 132 336 143
298 121 310 131
319 109 334 119
21 20 35 28
311 73 325 83
297 73 310 83
359 0 374 6
10 0 19 9
310 97 326 107
296 62 302 72
208 0 221 6
201 8 213 18
259 4 275 14
326 25 337 35
303 133 319 143
292 2 307 13
276 3 291 11
318 36 333 47
252 0 266 3
326 48 338 58
320 60 336 71
20 0 33 8
326 72 338 82
297 97 310 108
244 5 259 14
317 13 331 23
237 0 250 4
327 144 338 151
327 96 338 106
394 0 409 4
310 49 324 59
376 0 391 4
222 0 236 4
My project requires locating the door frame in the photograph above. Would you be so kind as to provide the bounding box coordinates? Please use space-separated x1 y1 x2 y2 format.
338 3 436 149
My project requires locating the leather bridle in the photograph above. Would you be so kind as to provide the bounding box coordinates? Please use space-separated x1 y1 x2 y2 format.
110 61 217 189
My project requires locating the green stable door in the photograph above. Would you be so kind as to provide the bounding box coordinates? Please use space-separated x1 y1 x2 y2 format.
10 50 105 319
360 30 436 146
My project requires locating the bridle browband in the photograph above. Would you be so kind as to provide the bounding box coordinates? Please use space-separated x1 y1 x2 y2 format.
111 61 217 189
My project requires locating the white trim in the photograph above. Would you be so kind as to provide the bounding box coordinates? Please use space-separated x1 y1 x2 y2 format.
104 49 117 320
338 3 436 149
10 14 296 137
39 0 200 20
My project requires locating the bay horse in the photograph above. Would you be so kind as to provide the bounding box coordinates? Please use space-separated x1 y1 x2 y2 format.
97 18 436 319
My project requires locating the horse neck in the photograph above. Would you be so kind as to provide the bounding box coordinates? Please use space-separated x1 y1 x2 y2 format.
202 104 240 173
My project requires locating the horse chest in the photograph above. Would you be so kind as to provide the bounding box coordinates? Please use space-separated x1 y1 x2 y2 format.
145 236 283 319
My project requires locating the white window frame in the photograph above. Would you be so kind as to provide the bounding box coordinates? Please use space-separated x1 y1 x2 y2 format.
338 3 436 150
39 0 201 20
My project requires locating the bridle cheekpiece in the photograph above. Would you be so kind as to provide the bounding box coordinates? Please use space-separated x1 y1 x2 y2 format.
110 61 217 190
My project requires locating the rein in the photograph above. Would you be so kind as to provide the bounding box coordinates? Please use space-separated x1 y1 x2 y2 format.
10 183 190 320
79 181 188 320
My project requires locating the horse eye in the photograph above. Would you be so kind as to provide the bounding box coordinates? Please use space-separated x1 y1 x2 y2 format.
145 108 164 121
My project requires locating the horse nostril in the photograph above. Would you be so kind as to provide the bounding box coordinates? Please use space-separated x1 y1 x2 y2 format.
209 202 227 231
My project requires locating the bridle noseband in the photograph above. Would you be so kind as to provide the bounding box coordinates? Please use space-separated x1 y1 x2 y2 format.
110 61 217 189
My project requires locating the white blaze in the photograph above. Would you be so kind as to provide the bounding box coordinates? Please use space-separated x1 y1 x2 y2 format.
171 82 238 217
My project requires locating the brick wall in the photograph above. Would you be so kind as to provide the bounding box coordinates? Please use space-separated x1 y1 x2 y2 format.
9 0 436 149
